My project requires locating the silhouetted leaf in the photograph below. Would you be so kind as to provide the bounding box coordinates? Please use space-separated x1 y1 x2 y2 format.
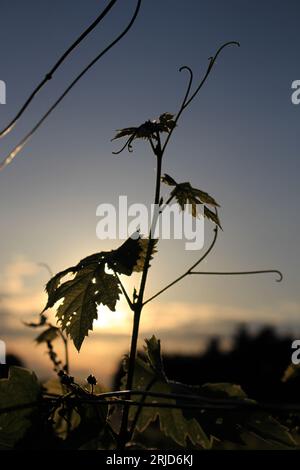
122 337 210 449
144 335 165 378
23 313 47 328
55 264 121 351
204 206 222 229
112 127 140 140
42 235 158 350
123 338 296 449
66 400 108 449
193 188 220 207
43 378 81 439
35 326 59 344
43 378 108 445
46 267 76 298
107 234 157 275
131 238 158 273
158 112 176 130
112 113 175 152
186 382 249 445
0 367 40 449
161 173 177 186
201 382 247 399
196 382 296 448
162 177 221 226
244 414 296 448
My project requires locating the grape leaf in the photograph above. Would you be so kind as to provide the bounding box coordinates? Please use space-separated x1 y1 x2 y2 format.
161 173 177 186
45 266 76 298
112 113 175 152
106 235 158 275
43 378 81 440
35 326 59 344
66 400 109 449
42 235 157 350
243 414 297 448
43 378 109 446
200 382 247 399
55 264 121 351
194 382 296 448
122 336 211 449
112 113 175 141
44 234 155 302
204 206 222 228
144 335 166 378
23 313 47 328
0 367 40 449
161 175 221 227
123 338 296 449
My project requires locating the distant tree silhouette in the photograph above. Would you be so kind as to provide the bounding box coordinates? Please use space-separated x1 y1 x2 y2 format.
113 325 300 402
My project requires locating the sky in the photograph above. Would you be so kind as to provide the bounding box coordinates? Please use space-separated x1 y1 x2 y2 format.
0 0 299 385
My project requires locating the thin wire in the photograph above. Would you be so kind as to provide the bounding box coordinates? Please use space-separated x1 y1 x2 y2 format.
2 395 300 415
0 0 119 138
0 0 142 171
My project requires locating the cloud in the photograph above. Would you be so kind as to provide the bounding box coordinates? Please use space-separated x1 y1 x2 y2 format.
139 300 300 339
1 256 299 384
0 256 47 331
1 257 40 295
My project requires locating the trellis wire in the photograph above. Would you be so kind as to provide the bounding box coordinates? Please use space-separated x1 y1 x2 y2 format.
1 389 300 415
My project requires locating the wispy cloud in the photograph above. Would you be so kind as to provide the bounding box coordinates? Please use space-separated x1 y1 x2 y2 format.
0 256 46 330
1 256 299 384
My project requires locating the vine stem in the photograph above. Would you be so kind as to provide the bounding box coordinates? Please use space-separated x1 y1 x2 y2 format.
117 135 163 449
117 306 142 448
116 42 242 448
190 270 283 281
58 330 70 374
116 44 239 447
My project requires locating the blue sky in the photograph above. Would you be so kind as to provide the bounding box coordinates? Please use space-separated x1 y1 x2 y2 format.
0 0 299 383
